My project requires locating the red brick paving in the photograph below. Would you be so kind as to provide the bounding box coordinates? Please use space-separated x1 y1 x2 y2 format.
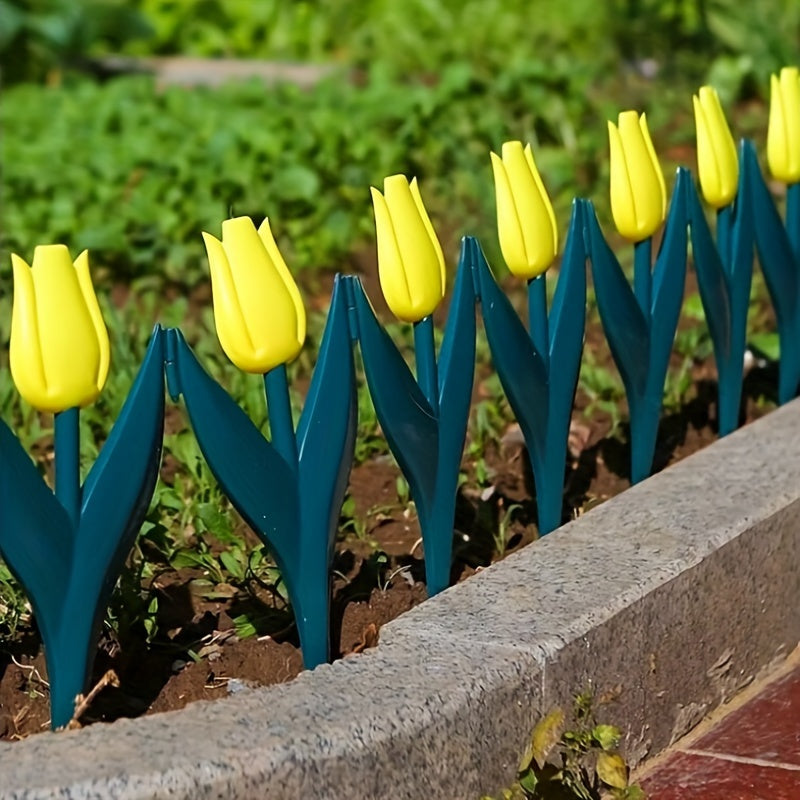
640 663 800 800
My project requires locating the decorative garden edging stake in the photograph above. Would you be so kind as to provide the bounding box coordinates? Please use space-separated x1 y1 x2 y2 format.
746 67 800 404
585 111 689 484
688 86 754 435
344 175 476 596
472 141 587 535
164 217 356 669
0 245 166 730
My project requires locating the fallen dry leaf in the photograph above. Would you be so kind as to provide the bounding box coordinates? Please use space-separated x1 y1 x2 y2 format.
351 623 379 654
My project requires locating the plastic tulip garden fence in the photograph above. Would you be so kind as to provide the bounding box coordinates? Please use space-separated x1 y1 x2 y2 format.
1 68 799 739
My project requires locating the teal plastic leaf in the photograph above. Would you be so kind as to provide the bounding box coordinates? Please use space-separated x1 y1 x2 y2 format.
547 199 587 433
436 237 477 499
744 139 798 333
0 418 72 642
293 275 358 667
475 214 586 535
585 202 649 399
349 278 439 519
474 239 550 457
687 177 733 364
649 167 689 383
745 140 800 403
165 328 299 561
77 326 166 608
729 141 755 305
297 276 357 554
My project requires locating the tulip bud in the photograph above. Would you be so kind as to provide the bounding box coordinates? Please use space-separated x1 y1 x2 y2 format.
608 111 667 242
10 245 110 413
203 216 306 374
767 66 800 183
490 141 558 279
371 175 445 322
693 86 739 208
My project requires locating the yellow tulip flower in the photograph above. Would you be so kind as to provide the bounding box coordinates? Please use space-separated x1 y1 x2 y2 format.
767 66 800 183
693 86 739 208
608 111 667 242
10 245 109 413
202 216 306 374
490 141 558 279
371 175 445 323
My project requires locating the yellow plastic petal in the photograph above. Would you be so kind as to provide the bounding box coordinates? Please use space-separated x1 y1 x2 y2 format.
781 68 800 180
257 218 306 349
371 186 413 319
9 253 47 409
639 113 667 221
701 87 738 204
491 150 528 276
374 176 443 322
501 142 547 276
609 112 665 241
524 144 558 259
769 68 800 183
693 93 720 203
408 177 446 296
216 217 303 373
73 250 110 393
382 175 444 321
608 120 638 241
694 87 738 208
34 245 102 409
18 245 102 411
204 230 254 371
768 73 789 181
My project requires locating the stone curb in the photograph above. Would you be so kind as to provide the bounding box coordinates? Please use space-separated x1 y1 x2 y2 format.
90 56 337 88
2 400 799 799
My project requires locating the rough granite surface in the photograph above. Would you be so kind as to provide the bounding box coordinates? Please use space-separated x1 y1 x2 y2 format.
1 400 799 798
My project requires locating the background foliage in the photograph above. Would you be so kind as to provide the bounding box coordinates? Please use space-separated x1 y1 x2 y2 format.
3 0 797 286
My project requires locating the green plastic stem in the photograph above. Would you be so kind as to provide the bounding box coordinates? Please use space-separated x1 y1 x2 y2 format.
778 182 800 404
413 314 439 414
54 407 81 530
529 448 565 536
634 237 652 320
716 360 742 436
629 394 662 485
264 365 298 472
528 273 549 365
787 182 800 263
716 205 732 269
715 204 739 436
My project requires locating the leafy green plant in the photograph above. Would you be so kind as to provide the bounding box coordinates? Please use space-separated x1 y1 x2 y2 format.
339 494 363 540
353 377 390 464
0 42 609 286
494 501 524 558
105 536 160 645
484 693 646 800
0 0 152 84
0 560 31 645
578 353 625 432
465 372 514 488
662 357 694 415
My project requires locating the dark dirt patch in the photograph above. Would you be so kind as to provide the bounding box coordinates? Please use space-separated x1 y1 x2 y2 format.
0 576 429 737
337 582 428 655
147 638 303 714
0 651 51 740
